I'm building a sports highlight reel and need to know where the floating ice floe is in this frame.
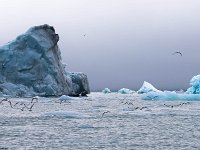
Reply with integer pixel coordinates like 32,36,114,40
102,88,111,94
43,111,88,118
186,75,200,94
59,95,73,100
138,81,162,94
142,91,200,101
139,79,200,101
58,95,74,103
118,88,135,94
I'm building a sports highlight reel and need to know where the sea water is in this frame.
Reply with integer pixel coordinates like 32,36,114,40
0,93,199,150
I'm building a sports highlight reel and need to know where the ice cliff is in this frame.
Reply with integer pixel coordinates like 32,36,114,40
0,24,90,97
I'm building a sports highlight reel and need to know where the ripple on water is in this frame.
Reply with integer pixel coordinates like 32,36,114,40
0,93,200,149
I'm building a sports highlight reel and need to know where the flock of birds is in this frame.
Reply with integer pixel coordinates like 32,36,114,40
100,95,191,118
0,96,38,111
0,82,191,119
163,102,191,108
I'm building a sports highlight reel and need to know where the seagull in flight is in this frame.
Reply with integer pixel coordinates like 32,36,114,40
102,111,111,117
172,51,182,56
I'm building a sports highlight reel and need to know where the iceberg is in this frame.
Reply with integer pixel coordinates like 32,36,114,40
186,75,200,94
118,88,134,94
138,81,162,94
102,88,111,94
139,78,200,101
0,24,90,97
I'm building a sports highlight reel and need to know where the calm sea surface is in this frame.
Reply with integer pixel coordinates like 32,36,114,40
0,93,200,150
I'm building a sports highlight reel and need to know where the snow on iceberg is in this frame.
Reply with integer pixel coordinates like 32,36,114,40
138,81,162,94
186,75,200,94
118,88,134,94
102,88,111,94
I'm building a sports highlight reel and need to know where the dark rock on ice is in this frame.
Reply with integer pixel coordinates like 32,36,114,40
0,24,90,97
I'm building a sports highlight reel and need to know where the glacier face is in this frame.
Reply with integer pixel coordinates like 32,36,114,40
0,24,90,97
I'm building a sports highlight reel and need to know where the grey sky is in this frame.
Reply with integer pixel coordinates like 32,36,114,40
0,0,200,91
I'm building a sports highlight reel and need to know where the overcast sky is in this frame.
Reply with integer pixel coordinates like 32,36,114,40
0,0,200,91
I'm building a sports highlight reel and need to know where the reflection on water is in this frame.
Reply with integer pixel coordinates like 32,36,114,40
0,93,200,149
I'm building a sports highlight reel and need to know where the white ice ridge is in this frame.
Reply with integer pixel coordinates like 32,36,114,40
137,81,162,94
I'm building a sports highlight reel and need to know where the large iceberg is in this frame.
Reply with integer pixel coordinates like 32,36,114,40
186,75,200,94
137,81,162,94
0,24,90,97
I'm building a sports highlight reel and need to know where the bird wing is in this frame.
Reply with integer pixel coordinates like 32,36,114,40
172,52,182,56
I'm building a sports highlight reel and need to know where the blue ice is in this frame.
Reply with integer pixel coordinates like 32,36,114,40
118,88,134,94
140,78,200,101
102,88,111,94
186,75,200,94
142,91,200,101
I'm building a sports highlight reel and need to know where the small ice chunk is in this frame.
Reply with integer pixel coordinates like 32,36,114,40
118,88,134,94
59,95,73,100
138,81,162,94
58,95,73,103
102,88,111,94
